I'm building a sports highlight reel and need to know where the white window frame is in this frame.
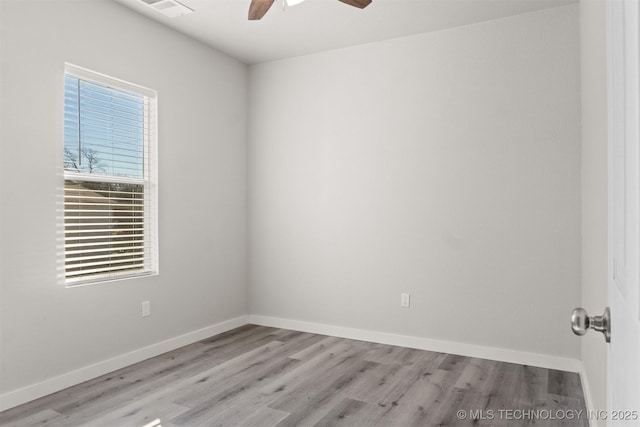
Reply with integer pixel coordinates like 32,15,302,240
62,63,158,286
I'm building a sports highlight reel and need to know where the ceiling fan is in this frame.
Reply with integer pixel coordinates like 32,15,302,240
248,0,372,20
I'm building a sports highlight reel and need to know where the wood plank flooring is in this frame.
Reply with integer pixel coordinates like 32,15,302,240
0,325,588,426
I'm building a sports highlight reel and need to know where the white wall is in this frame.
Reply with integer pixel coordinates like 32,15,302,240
0,0,587,411
249,5,582,358
580,0,608,414
0,0,247,397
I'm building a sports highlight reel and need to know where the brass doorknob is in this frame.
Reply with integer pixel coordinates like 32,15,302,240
571,307,611,343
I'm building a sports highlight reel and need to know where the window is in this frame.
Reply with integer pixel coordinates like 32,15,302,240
63,64,158,286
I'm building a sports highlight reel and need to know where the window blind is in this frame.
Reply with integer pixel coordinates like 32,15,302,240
64,76,148,178
63,64,157,285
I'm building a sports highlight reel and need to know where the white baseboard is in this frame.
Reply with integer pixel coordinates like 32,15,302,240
578,364,598,427
0,315,249,412
248,315,583,373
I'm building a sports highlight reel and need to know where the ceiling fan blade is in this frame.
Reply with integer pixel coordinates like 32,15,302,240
248,0,275,20
337,0,372,9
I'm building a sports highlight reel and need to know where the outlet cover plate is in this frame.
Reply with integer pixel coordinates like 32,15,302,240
400,293,410,308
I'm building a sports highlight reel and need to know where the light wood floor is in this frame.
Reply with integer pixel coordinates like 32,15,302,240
0,325,587,427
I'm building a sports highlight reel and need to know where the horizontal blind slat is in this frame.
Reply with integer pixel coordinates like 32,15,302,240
66,257,145,269
72,119,144,139
66,251,145,262
66,224,144,229
64,216,145,221
78,101,146,124
64,209,143,214
65,240,146,249
65,78,151,105
63,134,147,152
65,245,146,256
66,263,145,277
64,234,145,242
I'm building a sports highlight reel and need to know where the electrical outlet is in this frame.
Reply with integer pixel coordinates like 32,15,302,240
400,293,410,308
142,301,151,317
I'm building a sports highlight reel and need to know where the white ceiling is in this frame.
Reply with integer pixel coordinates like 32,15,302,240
114,0,577,64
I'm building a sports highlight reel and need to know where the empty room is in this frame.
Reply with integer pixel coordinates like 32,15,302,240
0,0,638,426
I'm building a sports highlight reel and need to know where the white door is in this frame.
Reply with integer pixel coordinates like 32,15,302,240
607,0,640,424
